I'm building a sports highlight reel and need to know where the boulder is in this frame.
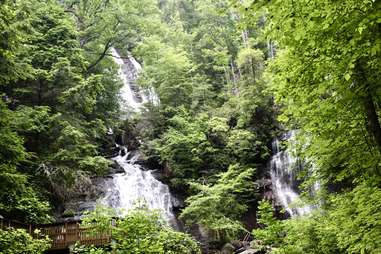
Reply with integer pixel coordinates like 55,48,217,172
221,243,235,254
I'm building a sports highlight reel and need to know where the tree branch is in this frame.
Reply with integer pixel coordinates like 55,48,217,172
86,39,113,73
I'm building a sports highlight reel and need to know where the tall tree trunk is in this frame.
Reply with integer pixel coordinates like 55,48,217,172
38,80,43,106
363,92,381,152
357,60,381,153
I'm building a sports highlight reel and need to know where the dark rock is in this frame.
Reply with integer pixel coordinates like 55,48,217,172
184,224,220,252
109,161,125,174
120,148,127,156
242,206,258,231
162,161,172,177
171,195,184,208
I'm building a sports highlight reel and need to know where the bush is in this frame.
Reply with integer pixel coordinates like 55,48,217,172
0,228,51,254
73,205,201,254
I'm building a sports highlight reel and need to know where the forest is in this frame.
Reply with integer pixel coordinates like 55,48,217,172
0,0,380,253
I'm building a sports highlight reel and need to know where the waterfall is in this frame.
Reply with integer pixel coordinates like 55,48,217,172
267,40,276,59
269,131,312,216
103,146,176,223
110,48,159,113
102,48,174,223
111,48,142,111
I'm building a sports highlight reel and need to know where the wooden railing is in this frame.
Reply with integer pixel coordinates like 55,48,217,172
0,218,111,250
39,222,111,250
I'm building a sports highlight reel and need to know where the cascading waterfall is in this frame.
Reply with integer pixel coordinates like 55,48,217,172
103,146,176,222
111,48,142,111
111,48,159,113
270,131,312,216
103,48,175,223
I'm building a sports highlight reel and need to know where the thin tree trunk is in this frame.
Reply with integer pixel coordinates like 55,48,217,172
250,58,256,82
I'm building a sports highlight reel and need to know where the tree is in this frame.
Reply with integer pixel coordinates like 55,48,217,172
73,205,201,254
252,200,284,248
0,100,51,223
136,37,195,109
180,164,255,241
62,0,159,70
233,1,381,253
237,47,264,82
0,0,122,211
0,0,40,86
186,0,240,93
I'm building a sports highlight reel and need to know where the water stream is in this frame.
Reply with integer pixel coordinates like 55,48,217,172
270,131,312,216
103,48,175,223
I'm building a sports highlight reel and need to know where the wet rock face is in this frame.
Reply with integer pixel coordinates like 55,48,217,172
58,176,115,221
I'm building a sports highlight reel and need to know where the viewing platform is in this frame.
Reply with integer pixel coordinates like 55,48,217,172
0,217,111,251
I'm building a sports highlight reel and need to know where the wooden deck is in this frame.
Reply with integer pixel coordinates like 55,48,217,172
39,222,111,250
0,218,111,250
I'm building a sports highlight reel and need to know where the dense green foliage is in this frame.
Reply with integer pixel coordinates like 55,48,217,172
253,180,381,254
0,228,51,254
0,0,158,220
180,165,255,240
0,0,121,217
252,200,284,248
257,0,380,184
1,0,380,253
73,206,201,254
132,0,275,239
0,98,51,223
234,0,381,253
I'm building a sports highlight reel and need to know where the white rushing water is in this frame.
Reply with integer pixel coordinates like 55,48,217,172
267,40,276,59
270,131,312,216
110,48,159,112
104,147,176,222
103,48,174,223
111,48,142,111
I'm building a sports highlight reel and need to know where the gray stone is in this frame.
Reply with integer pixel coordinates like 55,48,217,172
238,249,258,254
